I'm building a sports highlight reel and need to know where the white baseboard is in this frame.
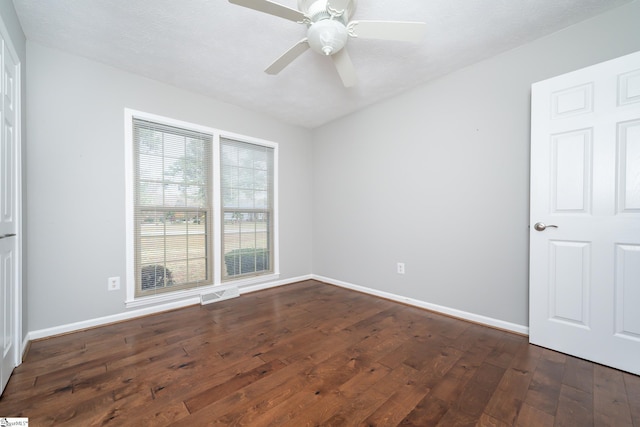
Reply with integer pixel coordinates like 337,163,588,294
21,335,30,362
24,273,526,350
239,274,312,294
312,274,529,336
27,297,200,342
26,274,312,343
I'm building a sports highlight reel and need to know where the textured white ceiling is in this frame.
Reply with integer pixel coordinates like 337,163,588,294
12,0,631,128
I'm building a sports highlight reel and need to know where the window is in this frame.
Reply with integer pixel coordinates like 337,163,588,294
221,138,275,280
132,118,213,297
125,110,279,306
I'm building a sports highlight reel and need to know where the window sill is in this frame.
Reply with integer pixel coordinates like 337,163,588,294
223,272,280,288
125,273,280,309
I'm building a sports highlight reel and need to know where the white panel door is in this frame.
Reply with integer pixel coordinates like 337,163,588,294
530,51,640,375
0,30,20,395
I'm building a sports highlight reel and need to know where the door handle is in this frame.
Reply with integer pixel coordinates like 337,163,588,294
534,222,558,232
0,233,16,240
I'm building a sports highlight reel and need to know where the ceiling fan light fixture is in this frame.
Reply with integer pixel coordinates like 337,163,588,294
307,19,348,56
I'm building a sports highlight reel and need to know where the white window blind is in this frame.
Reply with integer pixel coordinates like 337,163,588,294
133,118,213,297
220,138,274,280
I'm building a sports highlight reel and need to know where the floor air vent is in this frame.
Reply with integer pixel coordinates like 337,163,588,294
200,287,240,305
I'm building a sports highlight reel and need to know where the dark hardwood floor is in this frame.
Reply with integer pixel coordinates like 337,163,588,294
1,280,638,426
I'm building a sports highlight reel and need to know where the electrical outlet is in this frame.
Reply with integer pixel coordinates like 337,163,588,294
397,262,405,275
108,276,120,291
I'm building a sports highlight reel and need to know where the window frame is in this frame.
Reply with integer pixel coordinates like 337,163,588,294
220,138,276,282
125,109,279,307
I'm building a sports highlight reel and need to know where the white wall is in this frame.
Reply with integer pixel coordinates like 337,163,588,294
311,1,640,328
23,0,640,334
26,43,313,331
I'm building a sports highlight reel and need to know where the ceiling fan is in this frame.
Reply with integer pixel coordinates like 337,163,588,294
228,0,427,87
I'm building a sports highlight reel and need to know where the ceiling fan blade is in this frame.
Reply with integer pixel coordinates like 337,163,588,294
331,48,357,87
265,39,310,75
229,0,308,23
348,20,427,42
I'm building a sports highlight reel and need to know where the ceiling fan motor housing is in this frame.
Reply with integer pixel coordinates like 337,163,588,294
298,0,356,23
